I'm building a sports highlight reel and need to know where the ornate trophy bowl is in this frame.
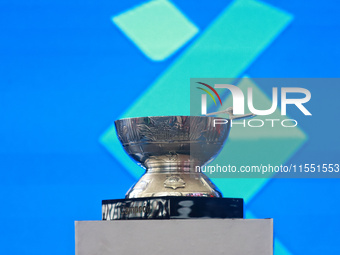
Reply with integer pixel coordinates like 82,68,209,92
115,116,231,198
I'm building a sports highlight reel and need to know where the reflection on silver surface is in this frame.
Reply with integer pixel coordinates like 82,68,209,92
115,116,231,198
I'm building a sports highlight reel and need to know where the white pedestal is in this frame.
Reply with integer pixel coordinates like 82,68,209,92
75,219,273,255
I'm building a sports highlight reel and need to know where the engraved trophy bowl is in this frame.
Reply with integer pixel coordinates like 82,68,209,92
115,116,231,199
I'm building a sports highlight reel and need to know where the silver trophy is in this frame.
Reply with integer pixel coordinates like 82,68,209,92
115,115,243,198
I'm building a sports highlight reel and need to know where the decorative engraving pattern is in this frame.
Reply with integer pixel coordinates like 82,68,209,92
115,116,230,145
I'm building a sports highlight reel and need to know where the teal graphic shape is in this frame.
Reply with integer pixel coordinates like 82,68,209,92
208,77,307,202
112,0,199,61
101,0,294,179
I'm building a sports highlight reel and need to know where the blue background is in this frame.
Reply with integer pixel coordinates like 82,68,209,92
1,0,339,254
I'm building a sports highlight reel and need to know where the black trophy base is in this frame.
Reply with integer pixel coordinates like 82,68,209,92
102,196,243,220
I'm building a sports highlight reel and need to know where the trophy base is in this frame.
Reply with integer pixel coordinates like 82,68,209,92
102,196,243,220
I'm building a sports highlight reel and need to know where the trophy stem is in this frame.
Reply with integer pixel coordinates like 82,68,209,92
125,154,222,199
